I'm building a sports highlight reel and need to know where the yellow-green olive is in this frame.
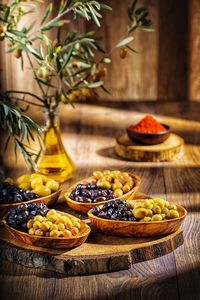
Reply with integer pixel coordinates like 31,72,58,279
154,198,165,209
122,183,131,194
50,230,60,237
147,208,153,217
140,216,152,222
112,182,123,190
28,228,35,235
35,229,44,236
168,209,179,219
144,199,154,209
151,214,162,221
114,188,123,198
99,180,111,189
168,203,177,210
153,205,161,214
40,222,50,232
133,208,148,219
162,207,169,215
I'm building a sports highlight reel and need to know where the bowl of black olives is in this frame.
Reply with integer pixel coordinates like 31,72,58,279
0,179,61,219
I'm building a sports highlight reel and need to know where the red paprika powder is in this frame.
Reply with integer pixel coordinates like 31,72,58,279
129,115,166,133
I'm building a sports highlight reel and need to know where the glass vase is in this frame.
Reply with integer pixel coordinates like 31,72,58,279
36,108,76,182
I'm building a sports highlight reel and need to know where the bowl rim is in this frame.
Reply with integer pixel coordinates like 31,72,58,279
0,186,62,208
87,202,187,225
65,173,141,207
3,209,91,240
127,123,170,136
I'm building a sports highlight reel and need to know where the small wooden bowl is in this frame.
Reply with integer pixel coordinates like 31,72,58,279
88,202,187,237
0,188,62,219
65,173,141,215
127,124,170,145
3,210,91,249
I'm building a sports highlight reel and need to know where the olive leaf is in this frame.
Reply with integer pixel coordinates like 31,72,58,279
115,36,134,48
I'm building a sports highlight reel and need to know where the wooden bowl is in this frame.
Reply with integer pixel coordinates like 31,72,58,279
0,188,62,219
65,173,141,215
3,210,91,249
88,202,187,237
127,124,170,145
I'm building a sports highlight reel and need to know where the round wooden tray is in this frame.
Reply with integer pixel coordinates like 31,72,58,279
115,133,184,162
0,194,185,276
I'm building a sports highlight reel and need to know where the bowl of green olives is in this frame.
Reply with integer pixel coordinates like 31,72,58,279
65,170,141,214
88,198,187,237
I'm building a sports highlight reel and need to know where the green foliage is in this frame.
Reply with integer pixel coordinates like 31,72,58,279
0,0,153,167
0,97,42,169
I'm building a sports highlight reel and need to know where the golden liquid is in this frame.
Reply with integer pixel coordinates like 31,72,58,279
36,120,76,182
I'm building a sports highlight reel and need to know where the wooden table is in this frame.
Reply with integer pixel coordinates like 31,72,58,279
0,101,200,300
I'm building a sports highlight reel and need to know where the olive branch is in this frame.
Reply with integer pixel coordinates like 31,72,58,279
0,0,153,168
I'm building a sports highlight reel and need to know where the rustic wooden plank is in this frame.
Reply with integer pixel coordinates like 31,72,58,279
157,0,189,101
85,0,158,101
155,102,200,300
0,254,180,300
189,0,200,102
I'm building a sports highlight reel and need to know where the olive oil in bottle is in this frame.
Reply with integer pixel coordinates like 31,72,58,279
36,109,76,182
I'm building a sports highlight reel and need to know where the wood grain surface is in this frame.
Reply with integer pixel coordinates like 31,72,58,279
0,101,200,299
115,133,184,162
1,0,200,102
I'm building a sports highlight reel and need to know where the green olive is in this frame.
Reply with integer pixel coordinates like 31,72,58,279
127,180,134,189
161,214,166,220
99,180,111,189
133,208,148,219
147,208,153,217
168,203,177,210
162,207,169,215
151,214,162,221
32,185,51,197
154,198,165,209
111,170,121,178
93,171,103,180
112,182,123,190
140,216,152,222
46,180,59,192
133,201,144,208
103,170,111,176
103,175,112,182
168,209,179,219
122,183,131,194
164,200,170,207
144,199,154,209
153,205,161,214
114,188,123,198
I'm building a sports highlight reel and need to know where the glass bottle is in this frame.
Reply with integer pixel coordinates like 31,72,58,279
36,108,76,182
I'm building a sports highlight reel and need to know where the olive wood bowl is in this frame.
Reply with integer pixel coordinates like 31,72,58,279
0,188,62,219
88,201,187,237
65,173,141,215
3,210,91,249
127,124,170,145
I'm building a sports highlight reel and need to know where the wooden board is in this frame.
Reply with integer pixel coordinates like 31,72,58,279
0,202,184,276
115,133,184,162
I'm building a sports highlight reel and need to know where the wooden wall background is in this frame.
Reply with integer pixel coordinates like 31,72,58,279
0,0,200,102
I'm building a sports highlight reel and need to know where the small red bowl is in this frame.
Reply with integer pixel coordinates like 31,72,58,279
127,124,170,145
